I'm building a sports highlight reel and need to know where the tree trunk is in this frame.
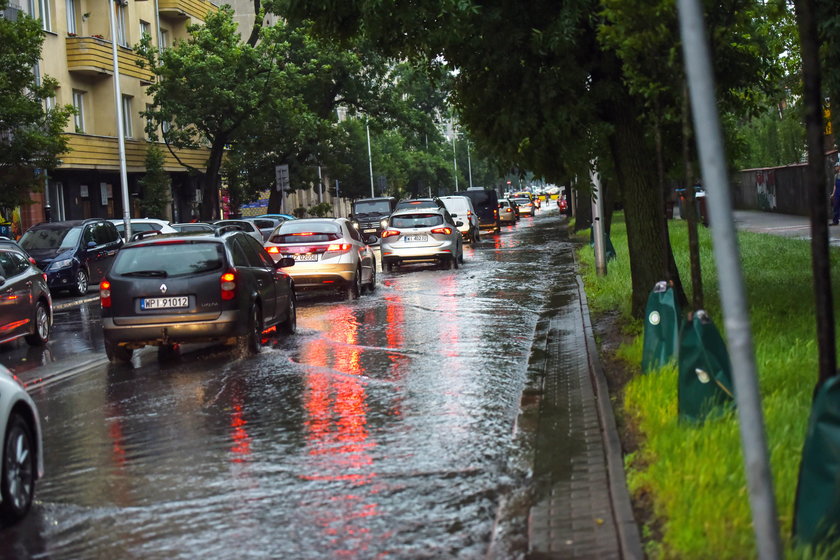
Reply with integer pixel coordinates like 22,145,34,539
609,90,685,318
202,139,227,220
794,0,836,388
683,84,704,312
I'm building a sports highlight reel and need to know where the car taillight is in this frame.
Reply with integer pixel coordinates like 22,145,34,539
505,208,512,213
494,209,499,218
99,279,111,308
381,230,400,238
266,246,280,254
326,243,352,253
467,210,473,216
431,227,452,235
220,269,237,300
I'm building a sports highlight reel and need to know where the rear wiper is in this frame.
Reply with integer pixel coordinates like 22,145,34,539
123,270,168,277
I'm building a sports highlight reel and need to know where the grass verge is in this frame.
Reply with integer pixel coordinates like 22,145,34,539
577,213,833,558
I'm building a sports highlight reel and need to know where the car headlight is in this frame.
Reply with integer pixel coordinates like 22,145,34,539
351,221,360,229
380,219,388,229
50,258,73,270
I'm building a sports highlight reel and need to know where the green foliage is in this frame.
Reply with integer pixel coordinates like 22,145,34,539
293,206,307,218
307,201,332,217
137,144,171,218
734,104,806,169
579,215,832,557
0,0,73,210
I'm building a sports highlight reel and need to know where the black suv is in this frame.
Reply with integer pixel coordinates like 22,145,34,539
99,230,297,362
19,219,123,295
350,197,397,239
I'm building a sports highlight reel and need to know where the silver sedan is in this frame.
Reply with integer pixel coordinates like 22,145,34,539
380,207,464,271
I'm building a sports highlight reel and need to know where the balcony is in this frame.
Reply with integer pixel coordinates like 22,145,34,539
66,36,154,83
158,0,218,20
60,134,210,172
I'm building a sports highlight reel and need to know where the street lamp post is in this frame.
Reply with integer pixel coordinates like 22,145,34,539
466,141,473,189
366,122,374,197
107,0,132,240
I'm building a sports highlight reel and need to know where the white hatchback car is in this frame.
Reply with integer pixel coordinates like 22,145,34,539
0,364,43,524
380,207,464,271
264,218,376,299
109,218,177,241
439,195,481,243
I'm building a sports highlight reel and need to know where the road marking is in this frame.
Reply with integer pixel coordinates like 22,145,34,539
54,295,99,310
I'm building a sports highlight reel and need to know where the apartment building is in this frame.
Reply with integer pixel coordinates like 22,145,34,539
21,0,218,230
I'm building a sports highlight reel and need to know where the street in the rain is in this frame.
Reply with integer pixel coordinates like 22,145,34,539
0,208,593,559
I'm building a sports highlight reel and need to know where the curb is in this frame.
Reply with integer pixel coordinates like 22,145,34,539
576,275,644,560
21,354,108,390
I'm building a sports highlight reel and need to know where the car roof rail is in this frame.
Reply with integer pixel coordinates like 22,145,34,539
129,230,164,242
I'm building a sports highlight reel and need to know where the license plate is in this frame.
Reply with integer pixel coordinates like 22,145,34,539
141,296,189,310
291,253,319,262
404,235,428,242
363,228,377,233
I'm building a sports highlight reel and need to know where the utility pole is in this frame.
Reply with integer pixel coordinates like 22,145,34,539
467,141,473,188
590,162,607,276
366,123,374,197
108,0,131,240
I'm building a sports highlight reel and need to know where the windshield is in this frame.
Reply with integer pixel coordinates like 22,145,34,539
20,226,82,252
391,213,444,228
112,242,224,277
354,200,393,214
271,221,342,244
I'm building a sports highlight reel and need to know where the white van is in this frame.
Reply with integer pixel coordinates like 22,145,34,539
439,195,481,243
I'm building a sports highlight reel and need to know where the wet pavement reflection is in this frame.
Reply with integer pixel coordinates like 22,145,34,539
0,208,574,559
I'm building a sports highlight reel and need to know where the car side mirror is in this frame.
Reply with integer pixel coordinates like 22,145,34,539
455,221,464,227
363,234,378,245
0,276,5,287
87,241,97,248
275,257,295,268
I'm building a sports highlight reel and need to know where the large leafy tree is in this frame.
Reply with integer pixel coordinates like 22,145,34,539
0,0,73,211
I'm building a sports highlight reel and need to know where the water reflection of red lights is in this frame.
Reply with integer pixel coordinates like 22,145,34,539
230,399,251,462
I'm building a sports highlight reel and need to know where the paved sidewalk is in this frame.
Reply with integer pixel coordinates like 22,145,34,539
525,234,643,559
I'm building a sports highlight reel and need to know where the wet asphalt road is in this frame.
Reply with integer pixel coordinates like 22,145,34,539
0,207,573,559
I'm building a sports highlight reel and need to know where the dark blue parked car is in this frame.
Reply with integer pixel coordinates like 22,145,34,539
19,219,123,295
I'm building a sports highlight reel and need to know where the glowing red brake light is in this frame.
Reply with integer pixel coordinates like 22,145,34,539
220,269,237,300
431,227,452,235
381,230,400,238
266,246,280,254
99,279,112,308
326,243,352,252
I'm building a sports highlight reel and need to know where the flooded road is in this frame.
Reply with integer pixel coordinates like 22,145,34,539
0,210,575,559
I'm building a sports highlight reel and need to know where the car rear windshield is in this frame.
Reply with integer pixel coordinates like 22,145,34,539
442,199,469,212
271,222,342,244
354,200,393,214
391,213,444,228
20,226,81,251
112,242,224,277
458,190,494,206
515,198,531,204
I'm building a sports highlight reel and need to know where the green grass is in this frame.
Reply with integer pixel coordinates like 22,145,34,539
577,214,833,558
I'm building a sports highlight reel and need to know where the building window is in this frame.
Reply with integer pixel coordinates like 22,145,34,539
139,19,150,40
159,28,168,49
45,95,56,113
65,0,75,34
116,2,127,47
38,0,51,31
72,90,85,132
122,95,132,138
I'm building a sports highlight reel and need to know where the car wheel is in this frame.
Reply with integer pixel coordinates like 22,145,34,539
474,228,480,242
0,414,36,524
105,340,133,363
72,269,88,296
366,258,377,292
346,267,361,300
157,344,180,362
279,291,297,335
24,301,50,346
452,254,459,269
237,304,261,355
459,248,465,264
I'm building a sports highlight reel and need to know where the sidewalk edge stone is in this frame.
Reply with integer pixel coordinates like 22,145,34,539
576,274,645,560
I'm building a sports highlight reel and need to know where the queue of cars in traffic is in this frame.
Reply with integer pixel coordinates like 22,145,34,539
0,189,549,526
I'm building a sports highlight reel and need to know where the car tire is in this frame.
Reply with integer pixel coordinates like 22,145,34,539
279,291,297,335
72,268,88,296
157,344,180,362
459,248,465,264
366,258,377,293
474,228,480,243
346,267,361,300
24,301,50,346
0,414,36,524
105,340,133,363
237,304,261,356
385,260,396,272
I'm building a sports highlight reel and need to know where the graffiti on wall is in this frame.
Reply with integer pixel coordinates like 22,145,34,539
756,170,777,211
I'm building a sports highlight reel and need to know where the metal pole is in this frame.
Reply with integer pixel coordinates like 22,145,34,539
366,123,374,197
108,0,131,240
590,161,607,276
317,165,323,204
677,1,781,557
467,141,473,189
452,134,458,191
